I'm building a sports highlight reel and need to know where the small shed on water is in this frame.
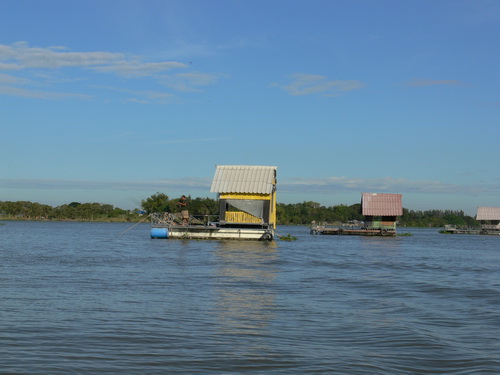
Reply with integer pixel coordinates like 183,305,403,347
361,193,403,230
210,165,277,229
476,207,500,233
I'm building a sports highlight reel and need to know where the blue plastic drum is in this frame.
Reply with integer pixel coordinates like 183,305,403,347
150,227,168,239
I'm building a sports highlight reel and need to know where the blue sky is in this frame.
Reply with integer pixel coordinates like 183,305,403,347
1,0,499,214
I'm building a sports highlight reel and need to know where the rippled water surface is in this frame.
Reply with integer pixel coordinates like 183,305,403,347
1,221,499,374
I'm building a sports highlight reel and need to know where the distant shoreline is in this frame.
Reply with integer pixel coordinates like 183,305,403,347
0,216,144,223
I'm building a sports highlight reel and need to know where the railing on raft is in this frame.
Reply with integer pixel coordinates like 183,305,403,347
150,212,220,227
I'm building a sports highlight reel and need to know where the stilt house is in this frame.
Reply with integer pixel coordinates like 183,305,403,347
361,193,403,230
476,207,500,233
210,165,277,229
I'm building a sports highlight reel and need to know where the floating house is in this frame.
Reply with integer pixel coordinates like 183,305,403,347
311,192,403,236
361,192,403,234
151,165,277,240
211,165,277,232
476,207,500,235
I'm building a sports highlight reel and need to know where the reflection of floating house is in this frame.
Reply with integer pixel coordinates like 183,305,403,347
151,165,277,240
311,192,402,236
476,207,500,235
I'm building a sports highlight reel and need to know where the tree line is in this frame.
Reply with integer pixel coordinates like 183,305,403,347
0,193,480,228
0,201,137,221
276,201,479,228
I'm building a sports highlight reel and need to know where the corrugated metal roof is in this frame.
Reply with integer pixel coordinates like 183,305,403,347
476,207,500,221
361,193,403,216
210,165,277,194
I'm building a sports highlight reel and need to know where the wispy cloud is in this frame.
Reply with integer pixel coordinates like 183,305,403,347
93,61,187,77
0,85,90,100
160,72,221,92
0,42,124,69
0,73,32,85
95,85,175,104
0,177,212,191
406,79,463,87
276,73,364,96
280,176,500,196
152,136,233,145
2,175,499,197
0,41,220,100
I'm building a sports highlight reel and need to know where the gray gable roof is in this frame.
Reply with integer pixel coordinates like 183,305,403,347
476,207,500,221
210,165,277,194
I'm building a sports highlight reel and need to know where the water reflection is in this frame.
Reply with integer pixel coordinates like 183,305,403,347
213,241,278,336
359,235,404,254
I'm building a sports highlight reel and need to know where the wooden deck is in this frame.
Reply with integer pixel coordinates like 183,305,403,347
151,223,274,240
440,227,500,235
310,225,396,237
167,225,274,240
150,212,275,240
440,228,480,235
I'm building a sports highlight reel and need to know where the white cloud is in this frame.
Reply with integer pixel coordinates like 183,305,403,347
95,85,175,104
0,73,31,85
0,42,218,100
0,42,186,75
0,63,21,70
406,79,463,87
152,136,232,144
278,73,364,96
159,72,220,92
280,176,500,196
125,98,150,104
2,175,499,197
93,61,187,77
0,85,90,100
0,177,212,191
0,41,124,69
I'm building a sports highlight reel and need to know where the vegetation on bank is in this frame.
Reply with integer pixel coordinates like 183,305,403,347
0,193,480,228
276,201,479,228
0,201,140,222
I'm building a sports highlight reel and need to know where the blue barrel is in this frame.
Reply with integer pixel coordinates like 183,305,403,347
151,227,168,239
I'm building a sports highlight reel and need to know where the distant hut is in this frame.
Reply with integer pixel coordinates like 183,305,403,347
210,165,277,230
476,207,500,234
361,193,403,234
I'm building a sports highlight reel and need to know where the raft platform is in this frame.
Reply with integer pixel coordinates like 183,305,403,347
310,222,397,237
440,225,499,235
150,213,274,241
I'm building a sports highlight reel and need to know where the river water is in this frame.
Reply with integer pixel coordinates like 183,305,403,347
1,221,499,374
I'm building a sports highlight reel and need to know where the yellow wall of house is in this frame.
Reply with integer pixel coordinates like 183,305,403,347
271,191,276,227
220,193,270,200
220,191,277,228
225,211,263,224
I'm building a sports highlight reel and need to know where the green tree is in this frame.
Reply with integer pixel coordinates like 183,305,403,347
189,197,219,215
141,193,170,214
